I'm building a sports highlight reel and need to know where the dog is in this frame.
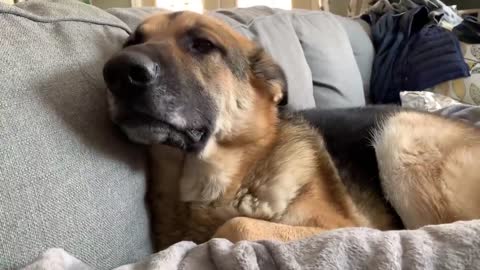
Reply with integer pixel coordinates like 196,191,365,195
102,11,480,249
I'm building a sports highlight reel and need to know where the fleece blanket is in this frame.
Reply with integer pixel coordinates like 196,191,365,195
21,220,480,270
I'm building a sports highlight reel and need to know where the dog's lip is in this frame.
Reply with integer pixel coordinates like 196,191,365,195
118,111,206,143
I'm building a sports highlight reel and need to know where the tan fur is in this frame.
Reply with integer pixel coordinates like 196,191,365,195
136,12,480,249
149,113,370,248
373,111,480,229
148,145,186,248
214,217,326,242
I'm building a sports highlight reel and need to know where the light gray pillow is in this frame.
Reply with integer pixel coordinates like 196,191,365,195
0,1,152,269
210,7,370,109
107,7,164,31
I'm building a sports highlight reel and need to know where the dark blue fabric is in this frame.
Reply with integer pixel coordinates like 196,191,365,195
402,26,469,91
453,15,480,44
368,6,469,104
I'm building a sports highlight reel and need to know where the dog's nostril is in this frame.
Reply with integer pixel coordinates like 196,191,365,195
128,63,158,85
103,51,160,99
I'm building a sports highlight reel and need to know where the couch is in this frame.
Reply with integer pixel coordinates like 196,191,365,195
0,0,380,269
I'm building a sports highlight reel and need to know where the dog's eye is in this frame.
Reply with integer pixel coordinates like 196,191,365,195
190,38,215,54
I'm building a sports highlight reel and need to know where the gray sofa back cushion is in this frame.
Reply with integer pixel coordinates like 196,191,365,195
0,1,152,269
209,7,373,109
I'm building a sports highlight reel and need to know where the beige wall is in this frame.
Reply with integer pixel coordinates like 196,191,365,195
90,0,327,11
205,0,321,10
4,0,350,15
140,0,156,6
204,0,236,9
328,0,349,16
92,0,131,9
292,0,319,10
203,0,218,10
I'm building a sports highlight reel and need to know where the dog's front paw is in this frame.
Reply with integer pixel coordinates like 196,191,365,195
234,191,278,219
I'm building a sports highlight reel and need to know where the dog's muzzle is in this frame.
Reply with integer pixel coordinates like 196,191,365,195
103,50,159,99
102,46,214,152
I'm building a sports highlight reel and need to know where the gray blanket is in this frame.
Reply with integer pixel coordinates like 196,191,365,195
22,220,480,269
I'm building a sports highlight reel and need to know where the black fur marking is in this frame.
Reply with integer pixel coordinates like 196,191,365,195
104,42,218,153
184,26,248,79
298,106,404,228
185,27,230,57
223,48,249,80
250,47,288,106
124,27,145,47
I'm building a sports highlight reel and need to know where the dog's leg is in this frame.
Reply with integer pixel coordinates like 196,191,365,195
149,145,188,248
232,154,314,220
214,217,325,242
373,111,480,229
234,187,289,220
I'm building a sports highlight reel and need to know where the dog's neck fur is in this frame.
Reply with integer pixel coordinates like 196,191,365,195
179,107,278,203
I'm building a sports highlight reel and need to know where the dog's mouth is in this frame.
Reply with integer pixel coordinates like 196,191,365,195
115,110,208,152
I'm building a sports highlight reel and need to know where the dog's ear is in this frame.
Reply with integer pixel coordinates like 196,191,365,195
249,47,288,106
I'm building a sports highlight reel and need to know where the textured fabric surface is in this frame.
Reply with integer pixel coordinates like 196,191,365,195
210,7,369,109
0,1,152,269
366,5,469,104
400,91,480,126
337,17,375,103
21,220,480,270
107,7,166,31
428,43,480,106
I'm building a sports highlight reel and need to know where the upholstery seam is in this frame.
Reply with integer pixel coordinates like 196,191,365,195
0,10,132,34
226,10,329,30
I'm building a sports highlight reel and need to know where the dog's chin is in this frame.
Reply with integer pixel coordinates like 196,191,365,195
117,117,208,152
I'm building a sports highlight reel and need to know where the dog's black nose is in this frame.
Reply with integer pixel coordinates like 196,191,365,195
103,51,159,98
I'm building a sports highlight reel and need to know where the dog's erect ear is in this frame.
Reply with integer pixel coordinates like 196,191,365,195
249,47,288,106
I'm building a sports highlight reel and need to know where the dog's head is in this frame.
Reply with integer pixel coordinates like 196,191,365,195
103,11,287,153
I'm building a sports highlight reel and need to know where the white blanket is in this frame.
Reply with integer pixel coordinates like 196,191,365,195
400,91,480,127
21,220,480,270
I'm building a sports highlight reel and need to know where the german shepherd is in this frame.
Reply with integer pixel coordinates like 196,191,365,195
103,11,480,249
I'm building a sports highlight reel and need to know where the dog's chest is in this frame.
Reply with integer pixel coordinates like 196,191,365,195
162,196,239,245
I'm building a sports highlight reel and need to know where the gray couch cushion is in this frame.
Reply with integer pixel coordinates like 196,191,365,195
0,1,152,269
210,7,372,109
336,17,375,103
107,7,166,31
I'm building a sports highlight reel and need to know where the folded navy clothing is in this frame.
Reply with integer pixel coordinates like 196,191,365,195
367,6,469,104
401,25,469,91
453,15,480,44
